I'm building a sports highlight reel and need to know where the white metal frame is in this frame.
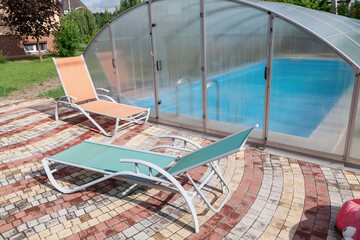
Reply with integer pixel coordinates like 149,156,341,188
53,56,150,137
42,126,256,233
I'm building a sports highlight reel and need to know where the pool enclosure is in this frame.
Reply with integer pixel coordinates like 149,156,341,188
83,0,360,167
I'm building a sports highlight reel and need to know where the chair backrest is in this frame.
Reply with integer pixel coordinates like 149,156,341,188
167,125,258,176
53,56,97,103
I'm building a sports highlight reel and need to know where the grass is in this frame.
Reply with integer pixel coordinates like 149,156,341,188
37,86,65,99
0,55,57,97
0,51,84,98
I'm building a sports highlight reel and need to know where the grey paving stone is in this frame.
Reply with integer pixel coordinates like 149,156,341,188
133,223,145,232
224,232,238,240
2,229,18,239
75,209,85,217
16,223,27,233
9,232,25,240
252,220,267,231
31,200,40,206
132,231,148,240
242,227,263,240
45,218,60,228
47,195,58,202
143,227,155,237
147,213,162,223
232,224,250,236
27,219,39,228
4,204,15,211
38,215,51,224
50,212,60,218
139,219,152,228
150,222,163,232
84,205,98,213
58,216,67,223
34,223,46,233
23,228,35,238
122,226,138,238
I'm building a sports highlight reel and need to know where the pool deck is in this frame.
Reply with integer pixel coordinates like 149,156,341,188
1,97,359,240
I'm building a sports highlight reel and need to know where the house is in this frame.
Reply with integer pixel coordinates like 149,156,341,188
61,0,88,14
0,0,87,59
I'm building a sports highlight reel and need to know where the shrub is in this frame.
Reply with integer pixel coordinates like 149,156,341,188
337,1,360,20
349,1,360,19
54,19,80,57
0,50,6,64
337,2,351,17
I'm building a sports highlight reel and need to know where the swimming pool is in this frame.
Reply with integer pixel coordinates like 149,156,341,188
140,58,354,138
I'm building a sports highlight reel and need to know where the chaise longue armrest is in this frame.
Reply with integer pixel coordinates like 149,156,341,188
58,95,77,103
149,135,201,152
95,88,117,103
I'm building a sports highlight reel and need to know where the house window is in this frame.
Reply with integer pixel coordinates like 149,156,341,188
24,43,48,53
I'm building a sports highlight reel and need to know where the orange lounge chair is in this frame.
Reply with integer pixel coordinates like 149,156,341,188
53,56,150,136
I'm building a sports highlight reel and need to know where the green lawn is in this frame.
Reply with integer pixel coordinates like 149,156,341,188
0,55,58,97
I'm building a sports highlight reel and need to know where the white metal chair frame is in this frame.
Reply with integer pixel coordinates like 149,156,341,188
42,125,258,233
55,92,150,137
42,135,237,233
54,56,150,137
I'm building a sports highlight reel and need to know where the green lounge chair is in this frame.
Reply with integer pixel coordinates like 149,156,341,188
42,125,258,233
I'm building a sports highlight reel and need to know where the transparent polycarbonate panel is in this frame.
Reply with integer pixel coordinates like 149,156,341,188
259,1,359,38
269,18,355,155
84,26,113,96
254,0,360,68
111,4,154,110
326,34,360,70
205,0,268,138
151,0,202,127
350,91,360,160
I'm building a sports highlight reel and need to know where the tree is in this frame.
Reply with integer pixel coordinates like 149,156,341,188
0,0,61,62
65,9,96,45
266,0,331,12
118,0,142,13
93,1,142,30
94,9,113,29
54,18,81,57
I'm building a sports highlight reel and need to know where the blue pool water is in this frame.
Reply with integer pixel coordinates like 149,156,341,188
141,58,354,138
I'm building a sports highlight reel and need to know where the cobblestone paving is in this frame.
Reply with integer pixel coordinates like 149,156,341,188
0,98,358,239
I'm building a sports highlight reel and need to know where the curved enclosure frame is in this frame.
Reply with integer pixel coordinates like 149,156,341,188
84,0,360,167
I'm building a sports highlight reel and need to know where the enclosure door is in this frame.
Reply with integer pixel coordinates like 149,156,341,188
204,0,269,139
151,0,203,129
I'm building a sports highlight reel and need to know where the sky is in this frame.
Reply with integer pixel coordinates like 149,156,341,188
81,0,119,13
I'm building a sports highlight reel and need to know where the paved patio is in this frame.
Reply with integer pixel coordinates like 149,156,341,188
0,97,359,240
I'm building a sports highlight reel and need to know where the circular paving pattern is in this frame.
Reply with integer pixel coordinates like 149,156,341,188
0,98,359,240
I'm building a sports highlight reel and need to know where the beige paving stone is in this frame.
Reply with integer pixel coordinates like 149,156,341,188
169,233,184,240
78,222,90,231
28,234,41,240
89,209,102,218
39,229,51,239
159,228,173,238
57,228,73,239
45,234,61,240
258,231,277,240
71,226,81,234
97,213,112,222
176,228,192,238
50,224,65,234
166,223,182,233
